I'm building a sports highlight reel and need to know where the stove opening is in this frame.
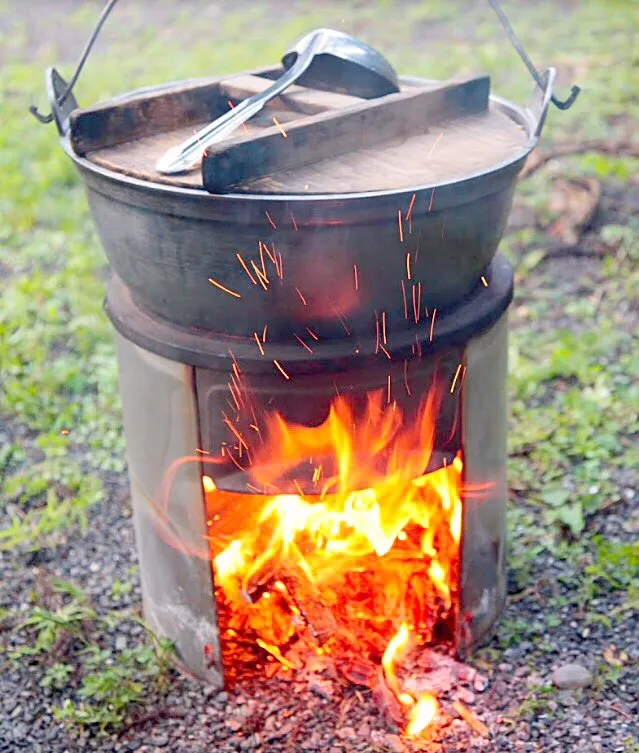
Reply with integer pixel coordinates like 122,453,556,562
200,362,465,735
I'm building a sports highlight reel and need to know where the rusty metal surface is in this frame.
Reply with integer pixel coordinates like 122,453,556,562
115,333,224,686
457,313,509,655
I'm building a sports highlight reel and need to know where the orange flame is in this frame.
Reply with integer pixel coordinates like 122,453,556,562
205,381,462,736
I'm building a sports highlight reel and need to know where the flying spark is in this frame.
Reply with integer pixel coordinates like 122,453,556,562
262,241,276,264
401,280,408,319
428,188,436,212
208,277,241,299
406,192,416,220
228,382,241,410
403,359,411,396
272,117,288,138
290,212,298,231
259,241,267,276
406,253,411,280
427,131,444,159
382,310,388,345
398,209,404,243
353,264,359,291
227,100,249,132
294,334,313,354
262,324,268,343
387,374,392,404
334,309,351,335
306,327,319,341
273,359,290,380
251,261,269,290
295,288,307,306
254,332,265,355
265,210,277,229
429,308,437,342
481,275,488,287
236,252,257,285
223,415,249,450
450,363,463,394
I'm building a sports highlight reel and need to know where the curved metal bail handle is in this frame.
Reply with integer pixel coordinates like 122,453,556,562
29,0,120,133
528,67,556,140
487,0,580,113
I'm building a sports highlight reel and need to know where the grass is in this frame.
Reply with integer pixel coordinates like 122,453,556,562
5,577,174,732
1,0,638,737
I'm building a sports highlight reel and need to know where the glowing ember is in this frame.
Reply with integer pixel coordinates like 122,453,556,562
204,381,462,735
406,693,439,736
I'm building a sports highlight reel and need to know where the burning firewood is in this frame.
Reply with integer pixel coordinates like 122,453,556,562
372,666,406,727
276,562,337,645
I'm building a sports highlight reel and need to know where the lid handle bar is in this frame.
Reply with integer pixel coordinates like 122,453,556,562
487,0,580,111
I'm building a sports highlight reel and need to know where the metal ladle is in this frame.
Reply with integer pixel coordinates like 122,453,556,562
154,28,400,175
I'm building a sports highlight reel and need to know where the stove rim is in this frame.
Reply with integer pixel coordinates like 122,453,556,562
105,255,513,374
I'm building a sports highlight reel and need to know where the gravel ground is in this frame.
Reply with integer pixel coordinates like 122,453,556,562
1,478,637,753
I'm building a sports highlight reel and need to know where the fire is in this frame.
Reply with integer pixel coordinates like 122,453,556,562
205,381,462,736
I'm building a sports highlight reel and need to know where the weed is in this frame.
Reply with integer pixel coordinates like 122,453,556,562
512,685,556,719
9,579,174,733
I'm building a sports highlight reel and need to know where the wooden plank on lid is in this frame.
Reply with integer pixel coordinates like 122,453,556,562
201,75,490,193
70,67,364,157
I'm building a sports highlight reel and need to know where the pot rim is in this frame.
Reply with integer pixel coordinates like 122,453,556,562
63,75,537,210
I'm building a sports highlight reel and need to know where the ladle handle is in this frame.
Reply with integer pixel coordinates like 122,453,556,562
155,34,324,175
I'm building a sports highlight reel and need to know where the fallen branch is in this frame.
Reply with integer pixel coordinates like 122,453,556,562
520,140,639,179
452,700,490,738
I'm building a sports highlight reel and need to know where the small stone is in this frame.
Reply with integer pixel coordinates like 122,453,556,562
456,686,475,704
89,562,100,573
149,734,168,747
216,691,229,705
309,677,334,699
115,635,127,651
370,730,386,746
12,722,28,741
473,673,489,692
336,726,356,740
356,721,371,739
552,663,593,689
225,718,242,731
385,733,407,753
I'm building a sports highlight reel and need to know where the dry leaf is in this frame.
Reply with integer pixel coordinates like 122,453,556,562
603,645,627,667
547,177,601,246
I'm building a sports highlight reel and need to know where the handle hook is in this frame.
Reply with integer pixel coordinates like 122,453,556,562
487,0,580,112
29,0,120,128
